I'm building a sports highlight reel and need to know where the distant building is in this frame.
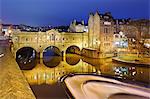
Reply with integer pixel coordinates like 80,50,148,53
119,19,150,53
1,24,14,37
69,20,88,33
54,26,69,32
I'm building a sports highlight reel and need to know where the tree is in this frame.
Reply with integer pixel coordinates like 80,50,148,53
129,19,150,57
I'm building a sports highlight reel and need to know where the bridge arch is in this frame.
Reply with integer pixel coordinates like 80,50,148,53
66,45,81,55
43,46,62,68
15,45,38,56
16,47,37,70
43,46,62,57
66,54,81,65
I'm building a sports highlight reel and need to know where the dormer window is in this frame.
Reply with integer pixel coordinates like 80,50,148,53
104,16,109,19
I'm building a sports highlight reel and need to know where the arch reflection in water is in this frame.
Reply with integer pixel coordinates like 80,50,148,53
23,57,96,85
22,52,150,86
43,46,62,68
16,47,37,70
66,54,80,65
43,56,62,68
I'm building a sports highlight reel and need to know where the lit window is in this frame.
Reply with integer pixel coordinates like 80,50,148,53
52,34,55,40
104,28,109,33
115,35,119,38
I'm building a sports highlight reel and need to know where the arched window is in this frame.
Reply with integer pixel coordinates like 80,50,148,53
52,34,55,40
115,35,119,38
104,28,109,33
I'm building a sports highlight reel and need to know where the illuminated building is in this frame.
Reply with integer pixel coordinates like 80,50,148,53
88,12,114,57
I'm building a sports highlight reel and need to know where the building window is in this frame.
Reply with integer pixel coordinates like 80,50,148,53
115,35,119,38
104,37,108,41
15,37,18,42
52,34,55,40
104,43,110,46
49,36,51,41
104,28,106,33
104,28,109,33
106,37,108,41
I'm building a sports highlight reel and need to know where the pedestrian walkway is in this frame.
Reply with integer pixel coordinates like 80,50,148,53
0,42,35,99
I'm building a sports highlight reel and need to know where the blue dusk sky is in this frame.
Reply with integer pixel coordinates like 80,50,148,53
0,0,149,26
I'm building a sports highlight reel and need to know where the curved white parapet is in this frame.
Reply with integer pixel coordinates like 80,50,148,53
64,75,150,99
82,81,149,99
0,53,4,58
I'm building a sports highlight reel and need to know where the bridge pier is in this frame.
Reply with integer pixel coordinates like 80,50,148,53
62,51,66,62
40,52,43,59
36,52,43,59
40,58,43,64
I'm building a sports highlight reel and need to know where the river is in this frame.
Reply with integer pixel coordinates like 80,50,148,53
16,54,150,98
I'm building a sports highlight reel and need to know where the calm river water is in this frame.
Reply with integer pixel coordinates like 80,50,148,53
17,54,150,99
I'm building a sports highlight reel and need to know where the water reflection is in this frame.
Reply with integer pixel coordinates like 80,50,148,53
99,62,149,84
23,54,96,85
43,56,62,68
66,54,80,65
18,54,150,86
113,66,136,77
82,57,101,66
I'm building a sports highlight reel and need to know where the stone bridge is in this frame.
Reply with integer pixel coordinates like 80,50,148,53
11,29,89,58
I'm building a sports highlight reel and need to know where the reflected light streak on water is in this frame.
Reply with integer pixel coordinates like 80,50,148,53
16,53,150,98
17,54,150,86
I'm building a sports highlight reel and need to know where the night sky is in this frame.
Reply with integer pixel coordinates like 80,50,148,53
0,0,149,26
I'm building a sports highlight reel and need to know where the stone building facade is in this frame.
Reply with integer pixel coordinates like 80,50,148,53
88,12,114,57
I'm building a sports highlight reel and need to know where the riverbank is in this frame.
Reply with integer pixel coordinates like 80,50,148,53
0,41,35,99
112,54,150,66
